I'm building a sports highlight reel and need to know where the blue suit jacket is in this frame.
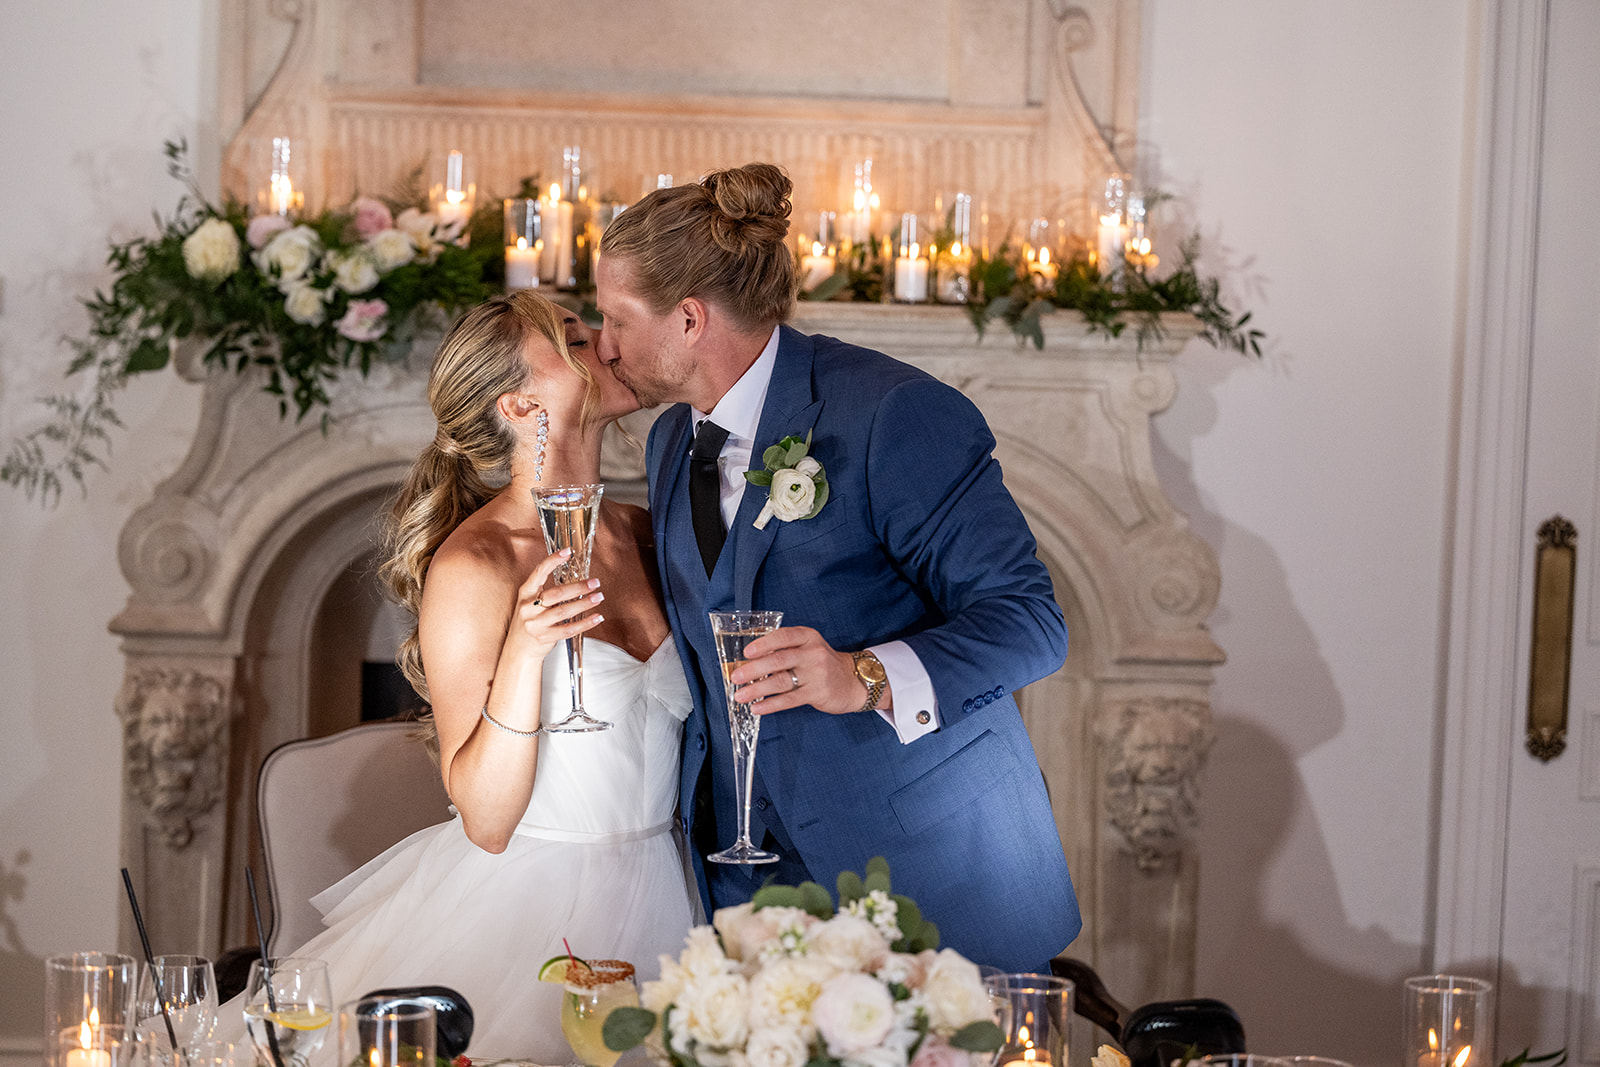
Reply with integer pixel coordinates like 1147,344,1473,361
647,324,1081,970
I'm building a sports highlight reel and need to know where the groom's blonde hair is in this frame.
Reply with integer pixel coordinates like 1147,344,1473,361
600,162,798,331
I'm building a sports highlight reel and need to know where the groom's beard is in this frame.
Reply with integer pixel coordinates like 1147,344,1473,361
608,340,694,409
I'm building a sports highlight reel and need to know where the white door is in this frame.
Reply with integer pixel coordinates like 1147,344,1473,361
1497,0,1600,1054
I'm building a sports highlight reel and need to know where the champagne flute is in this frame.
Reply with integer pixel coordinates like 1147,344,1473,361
241,958,332,1067
706,610,783,864
135,955,218,1056
532,483,609,732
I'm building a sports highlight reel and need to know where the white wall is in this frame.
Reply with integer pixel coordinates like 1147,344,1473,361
1143,1,1474,1060
0,0,208,1045
0,1,1482,1062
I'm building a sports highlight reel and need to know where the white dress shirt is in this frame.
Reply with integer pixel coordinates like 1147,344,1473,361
689,327,941,743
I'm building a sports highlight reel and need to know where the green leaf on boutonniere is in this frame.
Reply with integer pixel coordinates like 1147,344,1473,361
762,443,788,468
783,438,809,466
803,475,829,519
744,470,773,487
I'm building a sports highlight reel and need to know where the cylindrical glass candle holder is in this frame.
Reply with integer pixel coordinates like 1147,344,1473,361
1025,216,1057,289
339,997,436,1067
45,953,139,1067
1402,975,1493,1067
503,198,543,290
256,136,304,217
1096,173,1128,281
934,191,974,303
893,213,929,303
841,157,881,252
984,972,1073,1067
430,149,476,244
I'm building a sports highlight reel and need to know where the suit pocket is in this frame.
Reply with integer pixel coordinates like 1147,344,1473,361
769,496,850,551
887,730,1018,837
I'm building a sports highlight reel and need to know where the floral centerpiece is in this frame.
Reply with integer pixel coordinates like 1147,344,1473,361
602,859,1003,1067
1,140,499,503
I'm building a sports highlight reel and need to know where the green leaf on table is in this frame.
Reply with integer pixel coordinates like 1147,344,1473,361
752,884,803,910
949,1021,1003,1053
837,870,866,906
798,880,834,918
603,1006,657,1051
801,271,851,302
864,856,891,894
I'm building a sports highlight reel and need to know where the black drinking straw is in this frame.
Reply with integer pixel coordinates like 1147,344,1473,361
119,867,180,1052
245,867,287,1067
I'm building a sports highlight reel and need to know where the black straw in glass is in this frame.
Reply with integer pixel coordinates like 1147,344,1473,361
245,867,287,1067
119,867,179,1052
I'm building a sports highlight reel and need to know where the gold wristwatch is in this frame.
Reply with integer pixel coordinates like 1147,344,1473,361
851,650,888,713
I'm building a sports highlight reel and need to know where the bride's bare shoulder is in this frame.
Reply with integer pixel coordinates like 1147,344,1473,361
428,502,541,591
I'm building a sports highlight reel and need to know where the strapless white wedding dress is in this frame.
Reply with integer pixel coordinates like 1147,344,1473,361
261,640,698,1063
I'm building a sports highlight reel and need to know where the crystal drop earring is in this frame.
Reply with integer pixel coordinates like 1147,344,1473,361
534,410,549,481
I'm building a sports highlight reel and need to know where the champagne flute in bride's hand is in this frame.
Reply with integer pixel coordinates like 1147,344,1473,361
533,484,610,732
707,610,784,865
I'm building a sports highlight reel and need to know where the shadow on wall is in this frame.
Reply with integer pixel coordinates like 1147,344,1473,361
1149,347,1422,1065
0,849,44,1037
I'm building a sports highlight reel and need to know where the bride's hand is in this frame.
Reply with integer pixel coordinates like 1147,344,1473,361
510,548,606,658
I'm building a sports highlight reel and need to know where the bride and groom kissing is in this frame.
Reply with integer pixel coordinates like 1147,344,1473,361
270,162,1080,1062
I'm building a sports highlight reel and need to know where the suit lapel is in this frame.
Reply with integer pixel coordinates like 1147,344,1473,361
732,326,825,608
651,407,695,636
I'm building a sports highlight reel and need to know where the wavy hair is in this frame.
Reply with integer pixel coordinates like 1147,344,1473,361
379,290,599,711
598,161,798,330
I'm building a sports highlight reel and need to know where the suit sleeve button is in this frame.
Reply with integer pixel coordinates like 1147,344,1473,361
961,699,973,713
695,734,706,750
916,710,931,725
755,797,770,811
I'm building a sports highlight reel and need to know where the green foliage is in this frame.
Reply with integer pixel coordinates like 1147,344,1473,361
3,139,500,505
1500,1050,1567,1067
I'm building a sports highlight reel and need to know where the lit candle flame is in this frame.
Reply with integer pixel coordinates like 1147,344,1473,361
1429,1029,1439,1051
549,183,562,202
369,1047,383,1067
1453,1048,1472,1067
1039,247,1051,268
78,1021,92,1049
445,188,466,206
909,242,920,260
516,237,529,250
812,241,824,257
952,241,963,257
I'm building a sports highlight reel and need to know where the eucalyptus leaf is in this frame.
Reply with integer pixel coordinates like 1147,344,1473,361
602,1006,658,1051
784,439,809,466
803,477,829,519
949,1021,1003,1053
752,884,803,910
798,880,835,918
836,870,866,905
744,470,774,487
801,271,851,302
865,855,891,888
762,444,788,469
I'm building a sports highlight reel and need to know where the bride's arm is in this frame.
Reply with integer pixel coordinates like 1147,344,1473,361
420,545,604,853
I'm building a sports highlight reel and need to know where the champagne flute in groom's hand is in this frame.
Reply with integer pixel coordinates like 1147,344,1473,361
533,484,610,732
706,610,783,865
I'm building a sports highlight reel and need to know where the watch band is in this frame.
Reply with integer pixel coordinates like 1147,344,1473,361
852,650,887,714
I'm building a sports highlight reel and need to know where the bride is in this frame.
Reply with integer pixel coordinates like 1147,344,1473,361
253,291,697,1062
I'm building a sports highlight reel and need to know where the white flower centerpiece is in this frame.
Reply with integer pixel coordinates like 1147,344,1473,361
603,859,1002,1067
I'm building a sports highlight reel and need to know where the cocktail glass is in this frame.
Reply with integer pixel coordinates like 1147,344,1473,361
559,960,637,1067
706,610,783,865
532,484,609,732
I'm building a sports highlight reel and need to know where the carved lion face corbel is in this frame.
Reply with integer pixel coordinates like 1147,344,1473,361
115,668,230,848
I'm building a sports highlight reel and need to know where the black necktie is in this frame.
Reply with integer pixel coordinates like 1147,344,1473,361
690,419,730,577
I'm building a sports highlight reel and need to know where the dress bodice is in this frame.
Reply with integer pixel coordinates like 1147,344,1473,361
513,639,691,841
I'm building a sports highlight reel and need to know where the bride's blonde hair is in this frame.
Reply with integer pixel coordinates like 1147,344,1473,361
380,290,599,706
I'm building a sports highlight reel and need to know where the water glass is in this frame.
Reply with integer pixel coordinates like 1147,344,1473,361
45,953,139,1067
135,955,217,1054
338,997,436,1067
242,958,333,1067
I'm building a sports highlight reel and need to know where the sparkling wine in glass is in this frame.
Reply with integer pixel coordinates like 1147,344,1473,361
706,610,783,865
242,958,332,1067
532,483,609,732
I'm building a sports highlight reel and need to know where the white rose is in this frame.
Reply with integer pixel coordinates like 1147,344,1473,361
812,972,896,1056
642,955,688,1012
743,1027,811,1067
680,924,734,979
768,468,818,522
808,915,890,974
845,1045,909,1067
254,224,322,285
328,248,380,294
748,957,834,1032
794,456,822,477
918,950,992,1033
715,903,815,963
181,217,241,281
679,972,750,1050
395,208,442,261
366,227,416,272
282,282,329,326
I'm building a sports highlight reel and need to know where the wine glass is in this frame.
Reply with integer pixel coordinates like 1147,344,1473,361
706,610,784,864
135,955,217,1057
241,958,332,1067
532,484,610,732
558,959,637,1067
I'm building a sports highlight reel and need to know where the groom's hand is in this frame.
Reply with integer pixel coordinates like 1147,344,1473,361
730,626,887,715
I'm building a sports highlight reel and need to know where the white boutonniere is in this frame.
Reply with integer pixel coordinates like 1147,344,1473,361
745,429,829,530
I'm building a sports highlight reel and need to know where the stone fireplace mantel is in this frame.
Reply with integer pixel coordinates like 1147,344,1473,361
111,305,1222,1007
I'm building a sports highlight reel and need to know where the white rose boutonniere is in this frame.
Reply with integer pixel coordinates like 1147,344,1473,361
746,430,829,530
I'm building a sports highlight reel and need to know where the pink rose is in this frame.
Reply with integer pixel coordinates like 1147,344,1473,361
246,213,292,250
351,196,394,239
910,1037,973,1067
336,298,388,342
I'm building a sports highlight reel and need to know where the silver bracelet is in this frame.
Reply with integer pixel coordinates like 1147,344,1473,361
480,705,541,738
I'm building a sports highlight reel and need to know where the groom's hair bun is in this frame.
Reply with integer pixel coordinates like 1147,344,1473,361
599,161,797,331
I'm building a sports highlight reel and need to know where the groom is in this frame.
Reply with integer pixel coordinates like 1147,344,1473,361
595,163,1080,970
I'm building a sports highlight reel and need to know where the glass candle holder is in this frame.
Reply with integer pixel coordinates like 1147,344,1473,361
934,191,974,303
429,149,476,244
1096,174,1128,281
842,158,881,252
257,136,304,218
503,198,543,290
45,953,139,1067
893,213,929,303
984,973,1073,1067
339,997,436,1067
1403,975,1493,1067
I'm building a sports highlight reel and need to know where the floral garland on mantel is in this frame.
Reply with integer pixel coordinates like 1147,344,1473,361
1,142,1261,505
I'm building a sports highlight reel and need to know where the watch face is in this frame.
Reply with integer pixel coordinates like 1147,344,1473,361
855,654,888,685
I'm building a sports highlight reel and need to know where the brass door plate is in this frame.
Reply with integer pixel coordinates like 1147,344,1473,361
1527,515,1576,761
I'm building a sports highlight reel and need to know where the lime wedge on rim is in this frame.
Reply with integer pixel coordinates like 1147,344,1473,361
537,954,590,983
